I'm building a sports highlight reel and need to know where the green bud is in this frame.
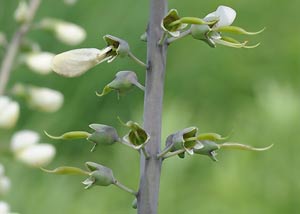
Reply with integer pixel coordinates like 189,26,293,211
193,140,220,161
42,166,89,175
83,162,116,189
87,124,119,151
103,35,130,61
191,24,211,40
45,131,91,140
216,26,265,35
96,71,144,97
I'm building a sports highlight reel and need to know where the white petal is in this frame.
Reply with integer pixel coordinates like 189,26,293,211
51,48,110,77
11,130,40,153
28,87,64,112
205,5,236,27
25,52,55,75
0,201,10,214
55,22,86,46
0,96,20,129
0,176,11,195
17,144,56,167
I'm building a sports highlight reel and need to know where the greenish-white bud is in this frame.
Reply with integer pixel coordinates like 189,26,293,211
194,140,220,161
14,0,29,24
25,52,55,75
11,130,40,154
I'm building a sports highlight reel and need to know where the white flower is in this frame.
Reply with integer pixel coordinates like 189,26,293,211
0,96,20,129
16,144,56,167
55,21,86,46
28,87,64,112
11,130,40,153
204,5,236,28
25,52,55,75
51,47,112,77
0,176,11,196
0,201,10,214
14,0,29,23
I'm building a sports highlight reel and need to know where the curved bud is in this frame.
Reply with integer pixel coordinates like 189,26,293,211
83,162,116,188
25,52,55,75
11,130,40,154
0,201,10,214
0,176,11,196
96,71,144,97
27,86,64,112
103,35,130,61
42,166,89,175
87,124,119,151
14,0,29,23
219,142,273,151
45,131,91,140
120,120,149,150
51,47,112,77
194,140,220,161
0,96,20,129
16,144,56,167
217,26,265,35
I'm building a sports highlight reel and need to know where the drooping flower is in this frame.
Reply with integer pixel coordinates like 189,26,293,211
25,52,55,75
51,47,112,77
191,5,262,48
0,96,20,129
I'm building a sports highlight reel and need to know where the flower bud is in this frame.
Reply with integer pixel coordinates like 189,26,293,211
121,120,149,150
0,176,11,196
0,96,20,129
11,130,40,153
96,71,144,97
51,47,112,77
103,35,130,61
193,140,220,161
16,144,56,167
14,0,29,23
83,162,116,189
0,201,10,214
27,86,64,112
40,18,86,46
87,124,119,151
25,52,55,75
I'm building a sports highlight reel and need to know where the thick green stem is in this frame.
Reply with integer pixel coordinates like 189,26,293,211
137,0,168,213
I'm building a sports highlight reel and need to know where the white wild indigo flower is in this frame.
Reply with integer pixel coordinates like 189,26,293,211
25,52,55,75
51,47,113,77
0,176,11,196
0,201,10,214
11,130,56,167
0,96,20,129
191,5,262,48
17,144,56,167
28,87,64,112
11,130,40,153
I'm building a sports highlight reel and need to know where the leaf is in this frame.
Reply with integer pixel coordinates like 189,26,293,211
41,166,89,175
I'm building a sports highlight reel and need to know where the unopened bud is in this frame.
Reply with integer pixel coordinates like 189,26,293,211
14,0,29,23
96,71,144,97
193,140,220,161
25,52,55,75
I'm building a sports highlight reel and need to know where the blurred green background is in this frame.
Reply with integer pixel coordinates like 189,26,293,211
1,0,300,213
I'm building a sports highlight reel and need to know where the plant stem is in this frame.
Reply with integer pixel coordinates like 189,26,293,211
128,51,147,68
114,180,137,196
137,0,168,213
162,149,186,160
167,29,191,44
0,0,41,95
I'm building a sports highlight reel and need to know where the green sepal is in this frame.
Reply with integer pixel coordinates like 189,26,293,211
193,140,220,161
44,130,91,140
162,9,181,32
219,142,273,151
83,162,116,188
96,71,144,97
103,35,130,59
87,124,119,151
41,166,89,175
216,26,265,35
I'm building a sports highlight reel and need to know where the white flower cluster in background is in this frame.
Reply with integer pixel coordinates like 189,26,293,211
0,96,20,129
11,130,56,167
0,201,10,214
0,164,11,196
25,52,55,75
